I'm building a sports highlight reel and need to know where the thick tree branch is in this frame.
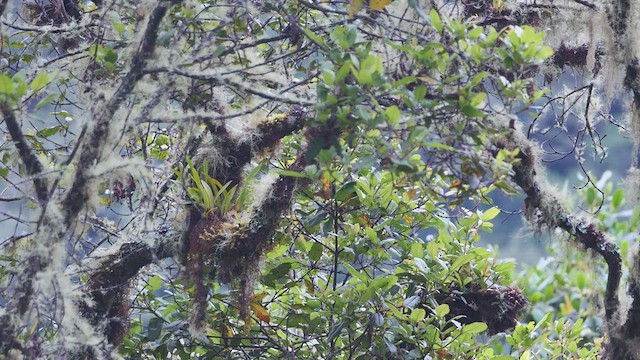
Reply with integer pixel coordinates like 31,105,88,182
493,125,621,323
198,106,308,185
62,0,179,225
80,238,175,348
0,0,8,19
0,106,49,354
492,121,625,357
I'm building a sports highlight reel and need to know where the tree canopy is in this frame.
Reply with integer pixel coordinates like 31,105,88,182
1,0,639,359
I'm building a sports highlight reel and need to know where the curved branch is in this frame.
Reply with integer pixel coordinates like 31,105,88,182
80,238,176,348
492,121,621,324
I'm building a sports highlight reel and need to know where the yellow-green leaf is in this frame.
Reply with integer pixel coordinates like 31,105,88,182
370,0,393,11
251,303,271,323
348,0,363,17
435,304,450,317
409,308,426,323
463,322,488,334
0,73,14,95
482,207,500,221
30,72,49,92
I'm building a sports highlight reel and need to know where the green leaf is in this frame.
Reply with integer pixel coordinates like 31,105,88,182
536,46,554,60
410,242,423,258
30,73,49,92
468,26,483,39
429,9,443,33
334,181,357,201
611,188,624,209
371,275,397,292
365,226,378,243
392,76,416,88
470,92,486,107
409,308,426,323
384,105,401,125
463,322,488,334
461,103,485,118
434,304,450,317
451,253,474,271
323,69,335,86
302,28,326,47
0,73,14,95
279,169,311,178
148,275,162,291
147,317,163,341
423,142,454,151
36,126,60,138
414,85,427,100
335,60,352,83
309,241,323,261
264,262,293,285
482,207,500,221
36,93,58,110
344,264,367,282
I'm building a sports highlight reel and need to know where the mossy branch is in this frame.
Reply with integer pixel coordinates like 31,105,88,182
493,124,622,323
1,105,49,203
0,0,8,18
77,238,176,355
62,0,177,226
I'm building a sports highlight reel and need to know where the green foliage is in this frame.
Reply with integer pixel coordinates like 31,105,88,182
87,44,119,75
1,0,631,359
0,72,28,104
113,6,576,360
176,158,238,216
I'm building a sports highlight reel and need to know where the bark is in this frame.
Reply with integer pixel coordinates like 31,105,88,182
492,120,628,358
62,0,179,226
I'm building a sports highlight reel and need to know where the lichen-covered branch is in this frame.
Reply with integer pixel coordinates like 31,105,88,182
1,106,49,203
62,0,179,225
80,239,176,349
492,120,624,356
613,248,640,359
0,0,8,19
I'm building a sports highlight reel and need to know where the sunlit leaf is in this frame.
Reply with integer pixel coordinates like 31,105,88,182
250,303,271,323
462,322,488,334
348,0,363,17
30,72,49,92
0,73,14,95
409,308,426,323
370,0,393,11
435,304,450,317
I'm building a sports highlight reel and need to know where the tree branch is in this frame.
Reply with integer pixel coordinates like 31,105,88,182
80,239,175,349
1,106,49,203
0,0,8,19
493,123,621,323
61,0,179,225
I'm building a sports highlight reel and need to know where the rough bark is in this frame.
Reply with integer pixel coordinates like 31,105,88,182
492,120,626,358
62,0,179,225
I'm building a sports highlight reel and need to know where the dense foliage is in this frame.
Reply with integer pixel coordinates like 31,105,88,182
1,0,640,359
